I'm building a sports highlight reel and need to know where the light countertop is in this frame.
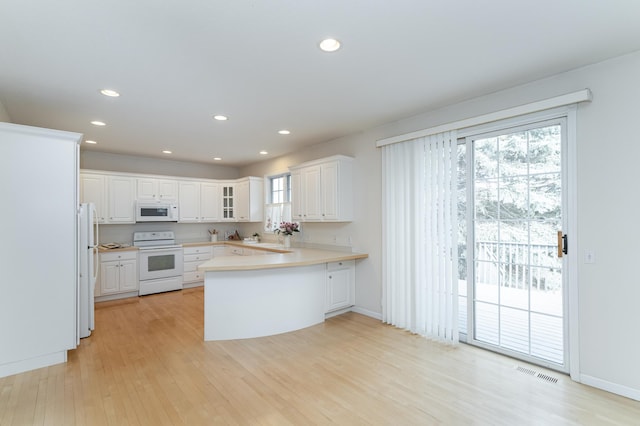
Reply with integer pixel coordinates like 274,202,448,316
98,246,137,253
97,241,368,270
198,246,368,272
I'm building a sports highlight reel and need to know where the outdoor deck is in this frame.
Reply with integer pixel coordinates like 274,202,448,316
459,281,563,365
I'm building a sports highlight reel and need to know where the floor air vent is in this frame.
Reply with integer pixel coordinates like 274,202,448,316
515,366,559,384
516,366,537,376
536,373,559,384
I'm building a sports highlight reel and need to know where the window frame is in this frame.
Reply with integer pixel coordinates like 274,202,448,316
264,172,292,232
269,173,291,204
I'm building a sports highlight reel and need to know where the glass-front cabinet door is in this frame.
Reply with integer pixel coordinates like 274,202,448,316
222,184,235,220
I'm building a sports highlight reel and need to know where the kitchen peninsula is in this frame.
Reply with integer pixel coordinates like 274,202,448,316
198,244,368,341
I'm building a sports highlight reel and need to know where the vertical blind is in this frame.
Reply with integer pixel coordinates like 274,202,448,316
382,131,458,342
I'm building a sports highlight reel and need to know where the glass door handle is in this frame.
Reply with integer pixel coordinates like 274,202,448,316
557,231,568,257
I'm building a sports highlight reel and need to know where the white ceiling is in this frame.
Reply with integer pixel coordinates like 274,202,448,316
2,1,640,167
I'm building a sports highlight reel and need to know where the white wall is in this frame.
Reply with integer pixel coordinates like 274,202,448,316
0,98,11,122
240,49,640,398
98,222,241,247
81,150,239,180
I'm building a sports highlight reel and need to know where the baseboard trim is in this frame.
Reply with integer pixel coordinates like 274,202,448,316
95,291,139,303
183,282,204,289
351,306,382,320
580,374,640,401
325,306,353,319
0,351,67,379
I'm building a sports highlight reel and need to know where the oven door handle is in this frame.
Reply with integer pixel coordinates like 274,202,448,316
139,247,182,252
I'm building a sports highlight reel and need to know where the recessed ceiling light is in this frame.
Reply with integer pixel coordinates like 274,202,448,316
278,130,291,135
259,151,268,155
100,89,120,97
213,157,222,161
162,150,172,154
85,140,97,144
213,115,228,121
319,38,341,52
91,120,106,126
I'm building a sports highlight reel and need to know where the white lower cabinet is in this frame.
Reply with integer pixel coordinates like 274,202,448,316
183,246,213,286
213,246,228,258
228,246,244,256
99,251,138,296
325,260,355,313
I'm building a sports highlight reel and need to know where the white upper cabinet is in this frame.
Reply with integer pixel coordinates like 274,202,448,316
80,173,107,223
290,155,353,222
81,170,262,224
235,177,263,222
178,181,200,222
302,166,322,220
178,180,220,223
137,178,178,201
200,182,221,222
80,172,135,224
107,176,136,223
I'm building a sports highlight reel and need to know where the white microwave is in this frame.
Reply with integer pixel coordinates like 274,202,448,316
136,201,179,222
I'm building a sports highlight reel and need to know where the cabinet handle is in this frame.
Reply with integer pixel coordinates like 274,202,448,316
339,262,342,265
328,275,332,279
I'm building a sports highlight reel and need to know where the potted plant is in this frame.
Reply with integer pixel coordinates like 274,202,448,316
275,222,300,247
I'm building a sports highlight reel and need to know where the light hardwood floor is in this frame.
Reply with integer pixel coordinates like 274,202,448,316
1,287,639,425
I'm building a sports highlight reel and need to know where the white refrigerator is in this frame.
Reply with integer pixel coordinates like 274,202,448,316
78,203,98,341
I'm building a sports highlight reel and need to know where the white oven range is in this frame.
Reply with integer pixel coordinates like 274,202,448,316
133,231,183,296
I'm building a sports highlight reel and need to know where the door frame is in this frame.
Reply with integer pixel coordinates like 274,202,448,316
457,105,579,378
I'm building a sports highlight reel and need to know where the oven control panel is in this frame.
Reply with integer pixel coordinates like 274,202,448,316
133,231,176,247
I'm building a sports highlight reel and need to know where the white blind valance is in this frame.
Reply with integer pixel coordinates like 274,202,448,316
376,89,591,148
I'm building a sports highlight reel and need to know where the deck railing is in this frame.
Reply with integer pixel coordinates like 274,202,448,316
475,241,561,291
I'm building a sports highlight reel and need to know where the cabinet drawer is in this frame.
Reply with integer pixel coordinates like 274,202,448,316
183,271,205,283
184,253,212,263
327,260,354,271
228,247,244,256
184,246,213,256
183,262,199,273
100,250,137,262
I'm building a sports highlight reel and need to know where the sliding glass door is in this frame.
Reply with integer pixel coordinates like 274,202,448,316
458,118,568,371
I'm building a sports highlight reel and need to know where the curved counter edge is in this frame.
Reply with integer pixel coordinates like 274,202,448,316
201,248,368,341
204,264,327,341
